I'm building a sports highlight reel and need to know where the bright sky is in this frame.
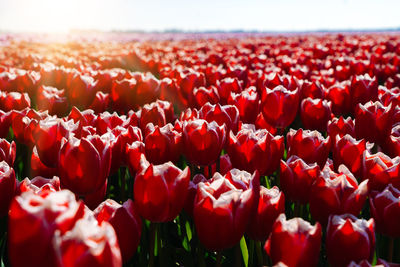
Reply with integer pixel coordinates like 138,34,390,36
0,0,399,33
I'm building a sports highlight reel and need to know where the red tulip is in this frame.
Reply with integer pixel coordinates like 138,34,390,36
203,153,233,179
309,164,369,225
333,134,370,179
89,91,110,113
355,101,395,144
194,169,259,251
300,98,332,132
0,161,16,217
200,103,239,134
264,214,322,267
58,135,111,195
193,86,220,107
33,117,71,168
370,184,400,237
261,85,300,129
11,109,46,146
65,73,97,109
94,199,142,262
299,80,324,100
53,218,122,267
95,111,124,135
218,77,242,104
0,138,16,166
17,176,60,195
183,119,226,166
327,116,355,141
183,174,207,216
350,74,378,109
247,186,285,241
31,146,58,178
8,190,86,267
228,125,284,175
36,85,69,116
326,214,375,267
228,86,260,123
134,162,190,222
363,151,400,191
325,81,352,115
280,155,320,204
0,91,31,111
287,128,331,168
144,123,182,164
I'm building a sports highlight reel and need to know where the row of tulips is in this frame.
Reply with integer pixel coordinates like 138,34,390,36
0,33,399,267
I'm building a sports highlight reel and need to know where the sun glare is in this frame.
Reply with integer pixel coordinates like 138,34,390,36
3,0,100,33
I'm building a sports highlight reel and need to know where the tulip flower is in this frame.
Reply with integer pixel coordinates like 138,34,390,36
134,162,190,222
287,128,330,168
247,186,285,241
370,184,400,237
182,119,226,166
363,151,400,191
355,101,395,144
309,164,369,225
0,161,16,217
300,98,332,132
58,135,111,195
0,138,16,166
193,169,259,251
228,125,284,175
94,199,142,263
264,214,322,267
327,116,355,141
261,85,300,129
326,214,375,267
280,155,320,204
144,123,182,164
8,190,86,267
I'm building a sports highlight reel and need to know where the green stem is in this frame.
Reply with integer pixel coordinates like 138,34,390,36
120,167,126,202
248,240,254,267
198,245,206,267
255,241,263,266
215,251,222,267
265,176,271,189
294,202,301,217
149,223,157,267
235,243,241,267
388,237,394,262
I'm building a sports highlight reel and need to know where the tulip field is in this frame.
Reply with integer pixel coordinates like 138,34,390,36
0,32,400,267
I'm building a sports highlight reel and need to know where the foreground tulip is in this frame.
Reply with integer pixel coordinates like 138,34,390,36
228,125,284,175
8,190,86,267
264,214,322,267
350,74,378,109
280,155,320,204
182,119,226,166
363,151,400,191
134,162,190,222
247,186,285,241
326,214,375,267
58,135,111,195
144,123,182,164
94,199,142,263
261,85,300,129
327,116,355,141
300,98,332,132
228,86,260,123
0,138,16,166
53,218,122,267
193,169,259,251
0,161,16,217
287,128,330,168
200,103,239,134
333,134,370,179
309,165,369,225
370,184,400,237
33,117,71,168
355,101,395,144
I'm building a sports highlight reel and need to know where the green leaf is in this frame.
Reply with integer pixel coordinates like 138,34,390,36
239,236,249,267
185,221,192,241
